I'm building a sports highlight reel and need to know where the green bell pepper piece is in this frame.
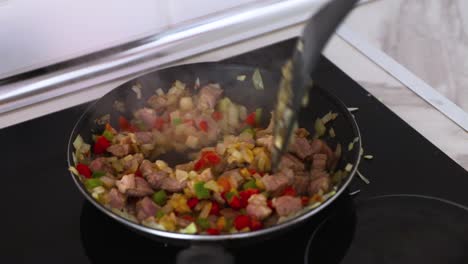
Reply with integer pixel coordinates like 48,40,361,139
152,190,167,206
194,182,210,199
85,178,102,189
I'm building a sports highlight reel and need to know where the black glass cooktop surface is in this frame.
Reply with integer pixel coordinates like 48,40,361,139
2,39,467,264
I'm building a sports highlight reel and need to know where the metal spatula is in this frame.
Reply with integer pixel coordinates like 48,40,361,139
271,0,358,170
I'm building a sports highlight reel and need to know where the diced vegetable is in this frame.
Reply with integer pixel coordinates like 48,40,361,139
180,222,197,234
234,215,251,230
236,75,246,81
209,202,220,216
344,163,353,172
172,118,182,126
93,136,111,154
314,118,326,138
364,155,374,160
245,112,256,126
357,170,370,184
119,116,136,132
206,228,220,235
152,190,167,206
85,178,102,189
255,108,262,124
92,171,106,178
212,111,223,121
102,130,114,141
187,197,199,209
196,218,210,230
73,135,84,151
217,177,231,192
281,186,296,197
76,163,92,178
252,69,264,90
242,179,257,190
199,120,208,132
179,97,194,111
69,166,79,176
154,118,165,130
131,83,142,99
194,182,210,199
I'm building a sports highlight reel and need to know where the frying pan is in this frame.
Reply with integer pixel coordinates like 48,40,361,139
67,63,361,264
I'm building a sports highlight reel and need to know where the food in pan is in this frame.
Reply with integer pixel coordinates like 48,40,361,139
70,80,343,235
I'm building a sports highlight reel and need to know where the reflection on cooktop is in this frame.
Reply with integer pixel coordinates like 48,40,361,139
306,195,468,264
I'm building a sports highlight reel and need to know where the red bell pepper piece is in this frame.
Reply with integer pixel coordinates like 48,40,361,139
234,215,251,230
184,119,195,126
267,199,274,209
301,196,309,206
182,215,195,222
199,120,208,132
212,111,223,121
119,116,136,132
228,195,242,210
282,186,297,197
93,136,110,154
209,202,220,216
76,163,92,179
245,112,256,126
194,159,206,171
206,228,221,235
187,197,199,209
194,151,221,171
250,218,263,231
153,118,165,130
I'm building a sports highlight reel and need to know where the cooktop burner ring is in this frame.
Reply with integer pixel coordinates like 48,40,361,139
304,194,468,264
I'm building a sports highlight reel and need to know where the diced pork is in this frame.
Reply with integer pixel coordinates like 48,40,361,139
220,169,244,189
310,139,335,166
122,154,144,172
310,169,329,180
115,174,136,194
107,188,126,209
146,171,168,189
292,175,310,196
136,197,160,221
147,95,168,112
262,175,289,195
280,154,305,171
309,176,330,195
197,84,223,111
220,208,240,219
127,177,154,197
176,217,192,228
135,132,153,144
312,154,327,171
100,175,116,188
107,144,130,157
146,171,186,192
89,157,112,173
134,108,157,128
289,137,313,159
246,194,272,220
139,160,155,176
272,196,303,217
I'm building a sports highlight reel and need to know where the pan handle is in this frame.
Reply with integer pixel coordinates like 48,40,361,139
176,244,234,264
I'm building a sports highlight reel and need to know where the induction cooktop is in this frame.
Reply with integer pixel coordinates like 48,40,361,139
2,39,467,264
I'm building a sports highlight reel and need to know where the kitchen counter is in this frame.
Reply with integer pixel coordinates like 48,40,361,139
1,0,467,170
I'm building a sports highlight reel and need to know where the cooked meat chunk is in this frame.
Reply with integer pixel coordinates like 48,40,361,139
220,169,243,189
116,174,136,194
280,154,305,171
160,178,186,193
127,177,154,197
89,157,112,173
134,108,157,128
220,208,240,219
310,169,329,180
273,196,303,217
289,136,313,159
107,144,130,157
197,84,223,111
310,139,335,167
213,192,226,205
136,197,160,221
122,154,143,172
262,175,289,195
312,154,328,171
146,171,169,189
100,175,116,188
309,175,330,195
135,132,153,144
107,188,126,209
292,175,310,196
246,194,272,220
147,95,168,112
176,217,192,228
139,160,155,176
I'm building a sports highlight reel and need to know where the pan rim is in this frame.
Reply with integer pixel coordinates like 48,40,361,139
67,62,362,242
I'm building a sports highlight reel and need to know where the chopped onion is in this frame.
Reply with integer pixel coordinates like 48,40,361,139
68,166,79,176
195,77,200,89
180,222,197,234
156,88,165,96
347,107,359,112
237,75,246,81
131,83,142,99
357,170,370,184
344,163,353,172
329,127,336,138
296,40,304,52
321,111,338,124
364,155,374,160
314,118,326,138
252,68,264,90
348,137,359,151
73,135,84,150
301,92,309,106
204,180,220,193
175,169,189,182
